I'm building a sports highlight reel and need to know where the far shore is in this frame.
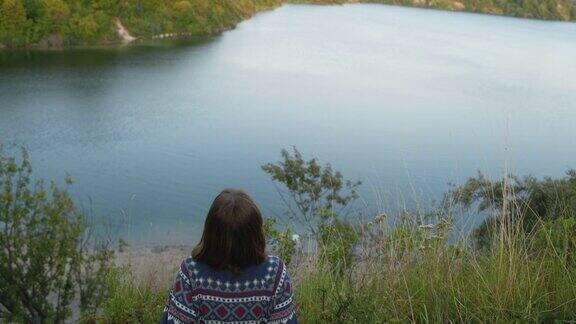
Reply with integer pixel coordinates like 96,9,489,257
1,1,574,52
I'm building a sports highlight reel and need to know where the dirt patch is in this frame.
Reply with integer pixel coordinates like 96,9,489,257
116,245,192,287
453,1,466,10
36,34,64,47
115,18,136,43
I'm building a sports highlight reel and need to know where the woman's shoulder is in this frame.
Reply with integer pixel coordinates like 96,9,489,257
258,255,286,273
265,255,283,267
259,255,288,285
177,256,201,280
178,255,286,279
180,255,195,268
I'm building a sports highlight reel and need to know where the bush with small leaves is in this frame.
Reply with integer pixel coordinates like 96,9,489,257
88,266,165,323
264,217,297,265
262,147,361,243
317,208,359,275
0,147,113,322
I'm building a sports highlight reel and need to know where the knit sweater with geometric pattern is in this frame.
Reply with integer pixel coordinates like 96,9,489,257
161,255,297,324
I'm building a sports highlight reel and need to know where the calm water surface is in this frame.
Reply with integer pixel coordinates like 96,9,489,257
1,4,576,245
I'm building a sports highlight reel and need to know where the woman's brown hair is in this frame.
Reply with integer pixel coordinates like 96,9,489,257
192,189,266,270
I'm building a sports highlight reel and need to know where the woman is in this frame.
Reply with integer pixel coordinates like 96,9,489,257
161,189,297,324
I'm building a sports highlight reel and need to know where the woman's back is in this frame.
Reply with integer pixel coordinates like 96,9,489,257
162,256,296,323
161,189,297,323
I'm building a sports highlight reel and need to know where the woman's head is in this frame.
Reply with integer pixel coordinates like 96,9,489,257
192,189,266,270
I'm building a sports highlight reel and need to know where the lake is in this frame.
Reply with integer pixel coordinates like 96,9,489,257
1,4,575,246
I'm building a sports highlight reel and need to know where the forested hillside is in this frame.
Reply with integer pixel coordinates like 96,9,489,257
0,0,574,49
0,0,282,48
302,0,576,21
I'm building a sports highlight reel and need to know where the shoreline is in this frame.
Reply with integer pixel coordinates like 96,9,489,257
0,1,280,51
0,25,229,53
0,36,213,53
115,245,193,284
1,1,574,51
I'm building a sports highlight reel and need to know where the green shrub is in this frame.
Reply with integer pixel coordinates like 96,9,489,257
262,147,361,243
264,217,297,265
89,266,166,323
3,147,576,323
446,170,576,249
534,217,576,264
295,219,576,322
0,147,113,322
317,209,359,274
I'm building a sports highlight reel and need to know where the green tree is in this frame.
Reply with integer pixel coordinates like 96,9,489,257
262,147,361,241
0,0,29,47
263,217,297,265
0,147,113,322
446,170,576,249
262,148,361,274
22,0,41,20
41,0,70,29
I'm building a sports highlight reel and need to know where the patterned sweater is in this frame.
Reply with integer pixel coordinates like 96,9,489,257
161,255,297,324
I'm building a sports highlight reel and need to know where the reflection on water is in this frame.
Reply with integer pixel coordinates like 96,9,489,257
1,4,576,246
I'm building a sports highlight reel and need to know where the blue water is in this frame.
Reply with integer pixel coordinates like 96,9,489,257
1,4,575,245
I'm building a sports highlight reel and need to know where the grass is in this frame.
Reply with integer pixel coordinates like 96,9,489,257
292,189,576,322
89,212,576,323
295,232,576,322
93,266,166,323
87,149,576,322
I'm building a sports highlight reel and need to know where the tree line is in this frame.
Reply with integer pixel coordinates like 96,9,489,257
0,0,282,48
1,0,575,49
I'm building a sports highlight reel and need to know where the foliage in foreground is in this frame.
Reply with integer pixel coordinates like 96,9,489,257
96,216,576,323
264,148,576,321
447,169,576,249
0,147,114,322
83,266,166,323
295,217,576,322
262,147,361,242
94,148,576,323
2,146,576,322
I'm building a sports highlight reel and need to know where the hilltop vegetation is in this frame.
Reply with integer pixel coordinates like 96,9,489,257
301,0,576,21
0,0,575,49
0,0,282,48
